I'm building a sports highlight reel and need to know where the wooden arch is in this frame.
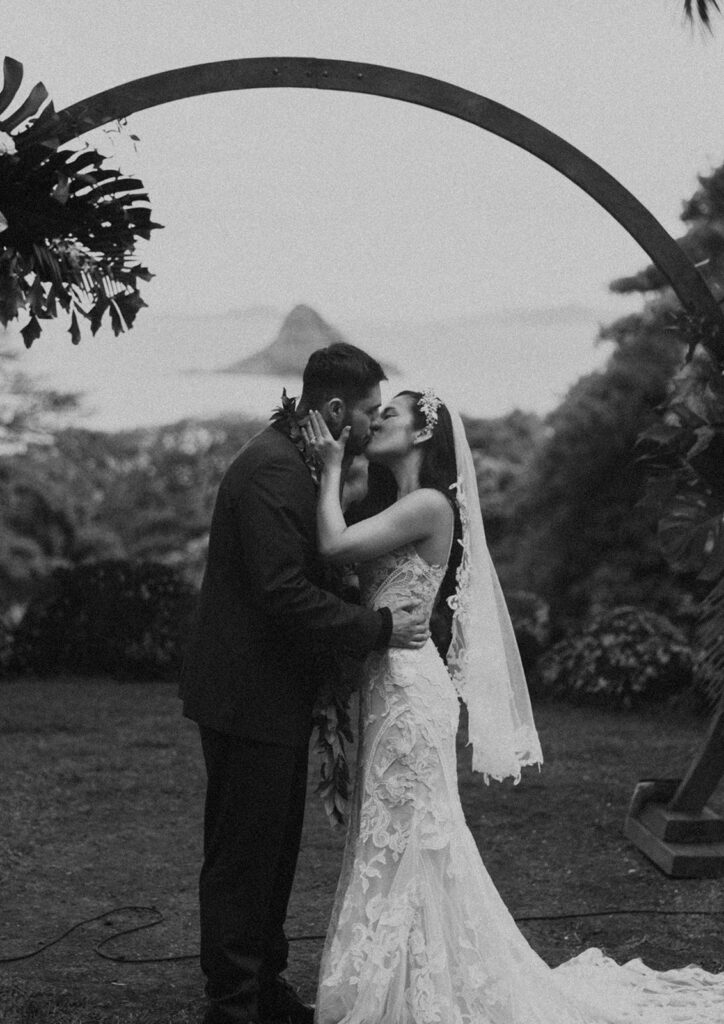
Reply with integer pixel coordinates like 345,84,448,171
56,58,724,873
55,57,724,352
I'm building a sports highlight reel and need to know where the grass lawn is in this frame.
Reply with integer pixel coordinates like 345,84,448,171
1,677,723,1023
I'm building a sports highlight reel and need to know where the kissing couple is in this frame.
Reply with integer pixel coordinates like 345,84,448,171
180,342,724,1024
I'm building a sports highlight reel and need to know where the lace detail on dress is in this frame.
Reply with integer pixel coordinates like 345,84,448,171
358,543,446,619
315,547,724,1024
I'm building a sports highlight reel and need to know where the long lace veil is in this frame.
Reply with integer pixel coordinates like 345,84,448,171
446,408,543,783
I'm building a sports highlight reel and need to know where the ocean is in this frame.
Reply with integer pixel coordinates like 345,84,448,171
3,303,622,432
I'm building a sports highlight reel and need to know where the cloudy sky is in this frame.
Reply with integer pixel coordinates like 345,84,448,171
3,2,724,424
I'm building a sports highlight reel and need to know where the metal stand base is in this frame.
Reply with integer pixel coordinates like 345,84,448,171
624,779,724,878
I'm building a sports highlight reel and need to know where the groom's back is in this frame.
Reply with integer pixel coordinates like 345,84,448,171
179,424,322,746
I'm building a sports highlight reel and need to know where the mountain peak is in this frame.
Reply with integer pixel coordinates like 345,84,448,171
221,304,395,377
285,303,327,323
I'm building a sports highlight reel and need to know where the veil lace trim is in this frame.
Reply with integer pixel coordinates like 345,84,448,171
446,408,543,783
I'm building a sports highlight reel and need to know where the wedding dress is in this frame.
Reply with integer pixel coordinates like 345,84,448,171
315,543,724,1024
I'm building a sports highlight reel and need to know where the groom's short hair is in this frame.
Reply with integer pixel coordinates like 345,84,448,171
301,342,386,407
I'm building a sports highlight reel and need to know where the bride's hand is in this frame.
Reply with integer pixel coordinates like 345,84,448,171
302,410,350,470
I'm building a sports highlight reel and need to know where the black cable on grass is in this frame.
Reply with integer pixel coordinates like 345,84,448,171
0,906,163,964
0,905,722,966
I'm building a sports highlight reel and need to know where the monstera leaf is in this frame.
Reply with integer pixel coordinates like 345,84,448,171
0,56,160,346
657,492,724,577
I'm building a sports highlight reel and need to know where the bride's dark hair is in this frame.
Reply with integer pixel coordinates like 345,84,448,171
350,390,463,659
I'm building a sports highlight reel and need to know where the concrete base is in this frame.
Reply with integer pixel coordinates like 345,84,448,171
624,813,724,878
638,801,724,844
624,780,724,878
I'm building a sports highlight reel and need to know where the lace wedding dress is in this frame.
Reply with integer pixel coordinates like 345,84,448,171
315,545,724,1024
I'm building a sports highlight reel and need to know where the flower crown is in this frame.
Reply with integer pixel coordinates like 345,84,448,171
418,388,442,434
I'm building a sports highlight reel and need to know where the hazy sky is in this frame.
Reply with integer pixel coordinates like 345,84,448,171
2,2,724,426
5,1,724,324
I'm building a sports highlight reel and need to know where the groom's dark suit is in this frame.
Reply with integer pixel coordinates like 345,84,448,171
180,420,390,1023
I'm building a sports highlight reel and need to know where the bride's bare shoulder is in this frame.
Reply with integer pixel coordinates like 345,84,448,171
399,487,454,519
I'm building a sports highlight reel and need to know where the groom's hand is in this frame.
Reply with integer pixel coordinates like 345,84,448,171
388,601,429,649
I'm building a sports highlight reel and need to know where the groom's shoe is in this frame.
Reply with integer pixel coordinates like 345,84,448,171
258,976,314,1024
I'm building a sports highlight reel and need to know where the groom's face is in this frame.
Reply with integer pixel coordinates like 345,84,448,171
337,384,382,457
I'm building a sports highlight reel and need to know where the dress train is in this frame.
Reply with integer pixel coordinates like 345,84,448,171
315,547,724,1023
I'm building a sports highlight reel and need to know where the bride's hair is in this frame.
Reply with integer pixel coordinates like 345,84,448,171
352,390,463,659
397,391,463,658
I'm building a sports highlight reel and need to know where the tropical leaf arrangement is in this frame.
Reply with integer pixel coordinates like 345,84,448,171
0,56,160,348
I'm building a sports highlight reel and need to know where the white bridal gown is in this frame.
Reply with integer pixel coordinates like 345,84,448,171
315,545,724,1024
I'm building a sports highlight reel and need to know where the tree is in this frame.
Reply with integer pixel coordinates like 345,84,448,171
616,164,724,705
0,347,83,609
0,346,78,454
506,155,724,697
504,322,687,630
463,411,544,550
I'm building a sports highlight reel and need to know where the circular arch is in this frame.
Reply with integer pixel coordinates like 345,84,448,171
54,56,724,354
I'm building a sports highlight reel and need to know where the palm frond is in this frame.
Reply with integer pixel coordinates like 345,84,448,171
684,0,721,29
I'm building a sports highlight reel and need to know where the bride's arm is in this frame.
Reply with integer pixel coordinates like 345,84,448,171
303,411,448,564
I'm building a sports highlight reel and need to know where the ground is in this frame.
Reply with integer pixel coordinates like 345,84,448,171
1,678,723,1023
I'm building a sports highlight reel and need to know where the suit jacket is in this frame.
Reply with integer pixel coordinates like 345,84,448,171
179,423,388,747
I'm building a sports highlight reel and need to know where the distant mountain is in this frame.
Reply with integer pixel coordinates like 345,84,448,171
221,304,397,376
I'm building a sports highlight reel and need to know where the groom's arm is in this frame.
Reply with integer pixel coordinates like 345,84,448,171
231,457,391,657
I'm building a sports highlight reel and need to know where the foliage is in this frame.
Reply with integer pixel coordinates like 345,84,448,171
503,322,686,629
503,158,724,659
312,658,363,830
463,410,544,548
0,352,86,609
638,349,724,581
683,0,721,30
0,57,159,346
619,163,724,706
692,575,724,708
0,415,265,611
0,347,79,454
0,616,12,677
10,560,197,680
536,606,692,709
504,589,550,673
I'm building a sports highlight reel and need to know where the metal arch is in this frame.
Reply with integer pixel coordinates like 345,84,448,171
55,56,724,353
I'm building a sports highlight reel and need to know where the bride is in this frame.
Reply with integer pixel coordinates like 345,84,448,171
302,390,724,1024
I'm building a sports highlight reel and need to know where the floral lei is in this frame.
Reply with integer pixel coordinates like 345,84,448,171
270,388,320,485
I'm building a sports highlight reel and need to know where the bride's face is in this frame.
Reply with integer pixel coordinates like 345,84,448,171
365,394,420,463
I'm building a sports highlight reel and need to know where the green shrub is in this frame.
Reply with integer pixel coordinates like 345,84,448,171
11,560,197,680
536,605,692,709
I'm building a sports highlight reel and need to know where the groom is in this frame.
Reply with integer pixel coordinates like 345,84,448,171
180,342,428,1024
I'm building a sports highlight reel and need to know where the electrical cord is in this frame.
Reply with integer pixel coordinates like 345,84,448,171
0,906,163,965
0,905,721,966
